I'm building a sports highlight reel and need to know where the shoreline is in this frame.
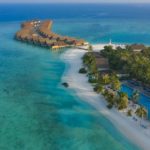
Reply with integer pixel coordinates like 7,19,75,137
61,44,150,150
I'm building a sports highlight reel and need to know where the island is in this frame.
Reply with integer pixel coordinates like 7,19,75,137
15,20,88,49
61,43,150,150
80,43,150,117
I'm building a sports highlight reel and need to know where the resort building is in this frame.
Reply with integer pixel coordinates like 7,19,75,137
15,19,87,49
130,44,145,52
91,52,110,71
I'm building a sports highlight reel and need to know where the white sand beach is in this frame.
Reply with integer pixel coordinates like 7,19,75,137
77,43,125,52
61,44,150,150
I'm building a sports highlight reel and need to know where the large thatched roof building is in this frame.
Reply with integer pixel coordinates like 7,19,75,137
15,19,88,49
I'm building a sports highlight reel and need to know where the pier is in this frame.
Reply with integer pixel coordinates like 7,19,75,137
15,19,88,50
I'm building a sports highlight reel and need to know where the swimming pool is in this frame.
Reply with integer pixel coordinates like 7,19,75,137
121,84,150,118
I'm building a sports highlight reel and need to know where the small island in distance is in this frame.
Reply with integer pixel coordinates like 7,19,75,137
15,19,88,49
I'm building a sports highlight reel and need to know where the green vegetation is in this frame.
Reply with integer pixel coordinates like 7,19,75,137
101,45,150,84
94,84,104,94
88,77,98,83
99,74,110,85
104,90,116,109
111,79,121,91
98,72,121,91
131,90,140,104
127,109,133,116
116,92,129,110
83,53,99,83
83,53,97,74
136,106,147,119
80,45,149,122
103,90,129,110
82,51,125,110
62,82,69,88
110,73,121,91
88,45,93,52
135,106,148,124
79,68,87,74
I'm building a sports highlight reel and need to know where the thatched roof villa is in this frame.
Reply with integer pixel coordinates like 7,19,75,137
130,44,146,52
89,52,110,71
15,19,88,49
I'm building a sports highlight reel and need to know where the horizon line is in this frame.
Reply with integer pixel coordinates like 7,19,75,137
1,2,150,4
0,2,150,4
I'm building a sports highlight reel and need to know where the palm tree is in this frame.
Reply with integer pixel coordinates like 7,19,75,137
131,90,139,104
125,45,132,51
101,74,110,85
116,92,128,110
88,61,97,74
93,70,99,80
94,84,104,94
103,89,109,98
83,53,95,66
88,45,93,52
103,89,116,108
111,79,121,91
135,106,147,125
127,109,133,116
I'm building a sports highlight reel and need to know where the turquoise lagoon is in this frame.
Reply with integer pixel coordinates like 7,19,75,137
1,3,150,150
0,21,140,150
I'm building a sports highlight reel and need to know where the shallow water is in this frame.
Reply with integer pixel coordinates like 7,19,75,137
0,22,140,150
1,3,150,150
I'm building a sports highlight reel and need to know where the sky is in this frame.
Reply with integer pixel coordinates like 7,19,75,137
0,0,150,3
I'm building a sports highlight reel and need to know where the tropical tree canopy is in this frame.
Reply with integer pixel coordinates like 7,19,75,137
99,74,110,85
135,106,147,119
101,46,150,84
116,92,129,110
111,79,121,91
131,90,140,104
88,45,93,52
94,84,104,94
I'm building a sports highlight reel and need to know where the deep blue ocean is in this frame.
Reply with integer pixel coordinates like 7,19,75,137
0,3,150,150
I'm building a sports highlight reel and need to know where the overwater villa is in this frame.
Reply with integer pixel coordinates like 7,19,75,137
15,20,88,49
